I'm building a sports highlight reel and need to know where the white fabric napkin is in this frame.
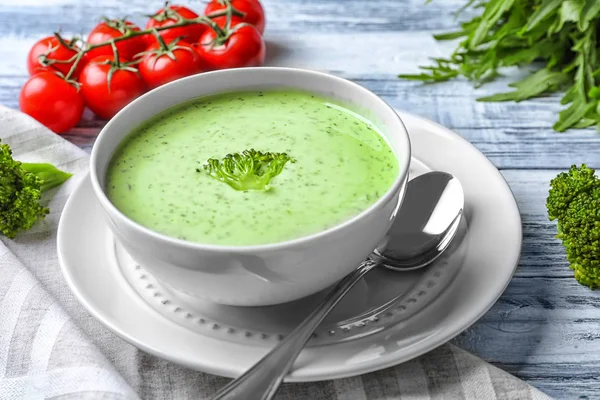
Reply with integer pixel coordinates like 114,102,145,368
0,106,552,399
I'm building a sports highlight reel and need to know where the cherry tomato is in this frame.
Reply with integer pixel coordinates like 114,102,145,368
19,72,84,133
205,0,265,34
79,55,146,120
195,25,265,70
26,36,86,78
87,20,148,61
146,5,205,45
139,41,202,89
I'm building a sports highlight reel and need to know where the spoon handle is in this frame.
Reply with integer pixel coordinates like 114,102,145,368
211,259,380,400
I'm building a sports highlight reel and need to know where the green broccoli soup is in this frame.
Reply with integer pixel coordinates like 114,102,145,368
106,90,399,246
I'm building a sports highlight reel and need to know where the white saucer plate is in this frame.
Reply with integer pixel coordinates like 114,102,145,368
58,111,522,381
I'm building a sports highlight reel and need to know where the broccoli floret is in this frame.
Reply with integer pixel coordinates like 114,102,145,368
0,139,72,239
201,149,294,191
547,164,600,289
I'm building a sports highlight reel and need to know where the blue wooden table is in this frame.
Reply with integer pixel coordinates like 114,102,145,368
1,0,599,398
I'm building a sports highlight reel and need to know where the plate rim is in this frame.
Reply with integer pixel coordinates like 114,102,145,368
57,110,522,381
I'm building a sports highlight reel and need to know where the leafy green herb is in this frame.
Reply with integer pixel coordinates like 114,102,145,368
399,0,600,132
0,139,72,239
202,149,294,191
547,164,600,289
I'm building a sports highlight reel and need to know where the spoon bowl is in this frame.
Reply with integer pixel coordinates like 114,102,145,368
373,172,464,271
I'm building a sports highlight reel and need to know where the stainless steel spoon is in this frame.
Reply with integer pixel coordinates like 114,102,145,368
212,171,465,400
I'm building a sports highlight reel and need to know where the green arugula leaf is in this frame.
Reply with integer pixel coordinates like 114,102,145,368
498,37,559,67
398,58,460,82
553,0,585,34
580,0,600,31
523,0,562,33
478,69,569,102
552,24,597,131
588,86,600,99
434,31,469,40
468,0,516,48
573,117,598,129
397,72,458,82
553,96,596,131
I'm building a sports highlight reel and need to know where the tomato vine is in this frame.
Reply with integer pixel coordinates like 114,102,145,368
41,0,245,82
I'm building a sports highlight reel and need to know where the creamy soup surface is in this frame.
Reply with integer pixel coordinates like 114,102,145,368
106,90,399,245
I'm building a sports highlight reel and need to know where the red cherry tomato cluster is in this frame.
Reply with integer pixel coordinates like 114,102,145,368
20,1,266,134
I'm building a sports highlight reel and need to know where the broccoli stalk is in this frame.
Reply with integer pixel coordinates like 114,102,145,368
201,149,294,191
547,164,600,289
0,139,72,239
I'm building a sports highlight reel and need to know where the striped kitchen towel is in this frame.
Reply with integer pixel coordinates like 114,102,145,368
0,106,551,399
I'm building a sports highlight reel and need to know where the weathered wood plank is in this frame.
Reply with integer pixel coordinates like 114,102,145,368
493,363,600,400
457,277,600,360
0,0,475,35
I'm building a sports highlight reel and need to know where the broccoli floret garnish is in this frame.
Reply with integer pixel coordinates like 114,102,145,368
0,139,72,239
201,149,294,191
547,164,600,289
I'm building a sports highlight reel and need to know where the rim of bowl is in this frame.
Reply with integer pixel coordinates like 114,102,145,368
89,67,411,253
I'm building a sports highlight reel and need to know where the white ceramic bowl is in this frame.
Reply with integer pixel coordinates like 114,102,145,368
90,67,411,306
